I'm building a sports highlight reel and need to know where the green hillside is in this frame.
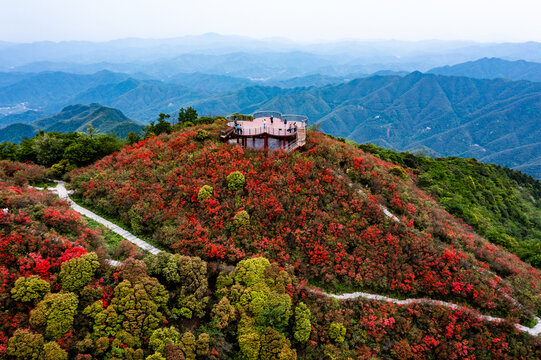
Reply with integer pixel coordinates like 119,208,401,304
0,123,38,143
351,141,541,267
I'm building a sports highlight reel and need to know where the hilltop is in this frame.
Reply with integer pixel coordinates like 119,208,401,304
70,124,541,321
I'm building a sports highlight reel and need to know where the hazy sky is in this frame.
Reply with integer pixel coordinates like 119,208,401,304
1,0,540,43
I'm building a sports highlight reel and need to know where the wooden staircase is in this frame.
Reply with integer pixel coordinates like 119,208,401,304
286,127,307,153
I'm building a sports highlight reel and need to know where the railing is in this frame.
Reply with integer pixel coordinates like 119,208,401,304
282,114,308,124
251,111,283,120
231,125,299,137
227,111,309,125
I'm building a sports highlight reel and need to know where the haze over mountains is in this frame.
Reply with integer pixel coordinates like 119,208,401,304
0,34,540,178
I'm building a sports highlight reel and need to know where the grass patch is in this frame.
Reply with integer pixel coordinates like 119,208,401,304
31,180,57,188
82,215,124,249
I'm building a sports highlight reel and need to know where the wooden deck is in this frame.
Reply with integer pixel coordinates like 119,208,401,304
227,116,306,137
224,114,307,152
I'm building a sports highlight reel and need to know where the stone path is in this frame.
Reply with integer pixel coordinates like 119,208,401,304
53,182,161,255
308,287,541,336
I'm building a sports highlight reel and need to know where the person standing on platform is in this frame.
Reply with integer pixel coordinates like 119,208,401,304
270,115,274,124
263,119,267,131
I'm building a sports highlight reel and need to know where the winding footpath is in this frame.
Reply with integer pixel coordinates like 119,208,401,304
40,182,540,336
309,288,541,336
53,182,161,255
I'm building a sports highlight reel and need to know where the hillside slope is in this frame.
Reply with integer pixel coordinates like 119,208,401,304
356,142,541,267
70,124,541,327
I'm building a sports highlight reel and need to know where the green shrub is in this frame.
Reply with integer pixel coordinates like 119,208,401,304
194,129,210,141
7,329,44,360
197,185,213,201
11,275,50,303
389,166,408,179
227,171,245,191
328,322,346,343
233,210,250,228
59,252,100,292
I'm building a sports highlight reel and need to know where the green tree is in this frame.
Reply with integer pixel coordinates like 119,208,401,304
59,252,100,292
145,113,172,138
177,107,198,124
30,292,79,339
180,331,196,360
196,333,210,357
144,253,209,319
126,131,141,145
31,132,66,167
259,327,297,360
149,327,181,353
6,329,44,360
11,275,50,303
259,292,292,332
42,341,68,360
233,257,270,287
84,277,167,339
238,331,260,360
211,296,236,330
293,302,311,343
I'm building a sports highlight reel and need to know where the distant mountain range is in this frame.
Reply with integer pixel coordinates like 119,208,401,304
0,58,540,178
429,57,541,82
0,103,142,143
3,35,541,78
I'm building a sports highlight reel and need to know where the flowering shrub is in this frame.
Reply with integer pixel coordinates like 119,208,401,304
68,125,541,324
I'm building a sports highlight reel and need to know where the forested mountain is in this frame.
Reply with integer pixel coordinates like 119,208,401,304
190,72,541,178
0,71,208,120
429,57,541,82
0,103,142,142
1,69,540,177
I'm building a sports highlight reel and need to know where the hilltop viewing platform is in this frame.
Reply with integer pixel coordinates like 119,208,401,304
222,111,308,152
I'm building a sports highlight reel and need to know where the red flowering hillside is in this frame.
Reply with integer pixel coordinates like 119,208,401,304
70,124,541,323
